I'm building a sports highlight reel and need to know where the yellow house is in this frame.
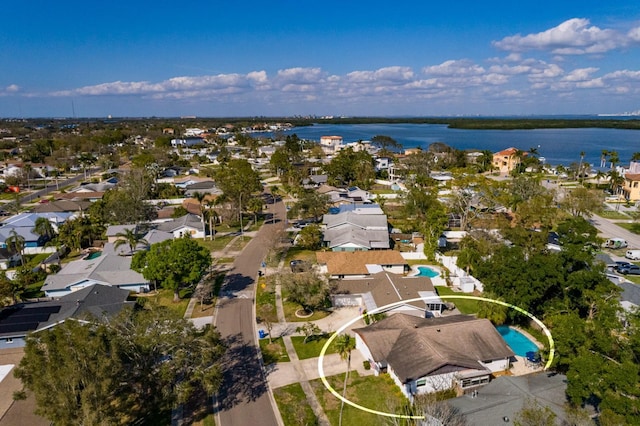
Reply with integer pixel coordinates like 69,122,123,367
623,174,640,201
492,147,523,174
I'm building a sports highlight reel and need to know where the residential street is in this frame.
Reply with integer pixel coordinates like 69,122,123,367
214,193,285,426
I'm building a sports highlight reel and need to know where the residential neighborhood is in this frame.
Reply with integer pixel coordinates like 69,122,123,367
0,117,639,425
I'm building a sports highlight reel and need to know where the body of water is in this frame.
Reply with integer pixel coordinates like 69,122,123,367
496,325,539,357
279,123,640,168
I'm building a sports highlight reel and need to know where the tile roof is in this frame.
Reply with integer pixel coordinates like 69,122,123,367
625,173,640,181
354,314,514,383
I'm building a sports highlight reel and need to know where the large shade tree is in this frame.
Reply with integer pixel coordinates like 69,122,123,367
215,159,262,221
14,306,225,425
132,236,212,301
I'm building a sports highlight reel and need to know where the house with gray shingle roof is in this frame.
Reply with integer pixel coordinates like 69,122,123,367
0,284,133,349
354,314,514,400
446,372,570,425
156,214,204,239
41,253,149,297
322,210,390,251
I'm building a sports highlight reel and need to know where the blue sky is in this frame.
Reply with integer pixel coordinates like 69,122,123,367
2,1,640,117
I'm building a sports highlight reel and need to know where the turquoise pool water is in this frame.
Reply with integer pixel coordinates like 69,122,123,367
496,325,539,357
415,266,439,278
86,251,102,260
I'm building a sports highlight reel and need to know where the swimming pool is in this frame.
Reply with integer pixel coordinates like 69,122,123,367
496,325,539,357
415,266,440,278
85,251,102,260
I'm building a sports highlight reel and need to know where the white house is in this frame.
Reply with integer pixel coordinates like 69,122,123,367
156,214,205,239
354,314,514,400
41,253,150,297
320,135,343,154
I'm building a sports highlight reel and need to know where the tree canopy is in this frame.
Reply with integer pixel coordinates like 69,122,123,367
14,306,225,425
214,158,262,219
132,237,212,301
324,147,375,189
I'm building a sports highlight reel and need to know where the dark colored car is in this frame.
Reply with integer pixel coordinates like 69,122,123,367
619,264,640,275
613,261,633,272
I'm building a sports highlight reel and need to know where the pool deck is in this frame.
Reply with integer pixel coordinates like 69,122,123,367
504,326,546,376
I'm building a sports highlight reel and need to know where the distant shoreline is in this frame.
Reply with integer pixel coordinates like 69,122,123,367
4,116,640,131
306,117,640,130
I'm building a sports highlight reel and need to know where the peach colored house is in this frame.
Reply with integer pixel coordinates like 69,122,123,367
623,173,640,201
492,147,524,174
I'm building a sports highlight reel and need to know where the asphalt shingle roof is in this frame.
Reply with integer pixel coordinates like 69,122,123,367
354,314,514,383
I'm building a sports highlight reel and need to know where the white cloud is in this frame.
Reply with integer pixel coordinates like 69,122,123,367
5,84,19,93
561,67,599,82
346,66,414,83
423,60,485,76
32,56,639,114
628,27,640,42
493,18,627,54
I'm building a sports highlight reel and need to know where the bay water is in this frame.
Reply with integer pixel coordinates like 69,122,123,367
280,123,640,168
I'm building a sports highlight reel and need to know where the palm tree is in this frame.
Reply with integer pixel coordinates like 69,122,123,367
577,151,585,181
205,198,219,241
601,150,609,168
609,150,620,170
192,191,207,239
247,197,264,225
23,163,32,190
114,228,148,256
6,229,26,266
32,217,57,243
335,333,356,426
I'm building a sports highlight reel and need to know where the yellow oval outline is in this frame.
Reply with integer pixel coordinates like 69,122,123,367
317,295,555,420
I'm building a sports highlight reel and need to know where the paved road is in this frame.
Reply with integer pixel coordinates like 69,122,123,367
590,212,640,251
214,194,285,426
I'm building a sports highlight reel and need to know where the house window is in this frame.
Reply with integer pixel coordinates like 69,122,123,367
460,376,489,388
416,378,427,387
5,338,13,344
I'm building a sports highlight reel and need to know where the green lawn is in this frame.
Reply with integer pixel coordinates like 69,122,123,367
282,297,330,322
136,289,190,317
273,383,317,426
284,248,317,263
435,286,479,314
22,280,45,299
616,222,640,235
596,209,631,220
310,372,408,426
196,235,235,252
259,337,291,364
256,276,278,322
291,335,338,360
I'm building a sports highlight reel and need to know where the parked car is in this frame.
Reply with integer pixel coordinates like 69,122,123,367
605,238,628,249
625,250,640,260
619,264,640,275
613,261,633,272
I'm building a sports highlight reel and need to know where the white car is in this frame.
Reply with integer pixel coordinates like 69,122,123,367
625,250,640,260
